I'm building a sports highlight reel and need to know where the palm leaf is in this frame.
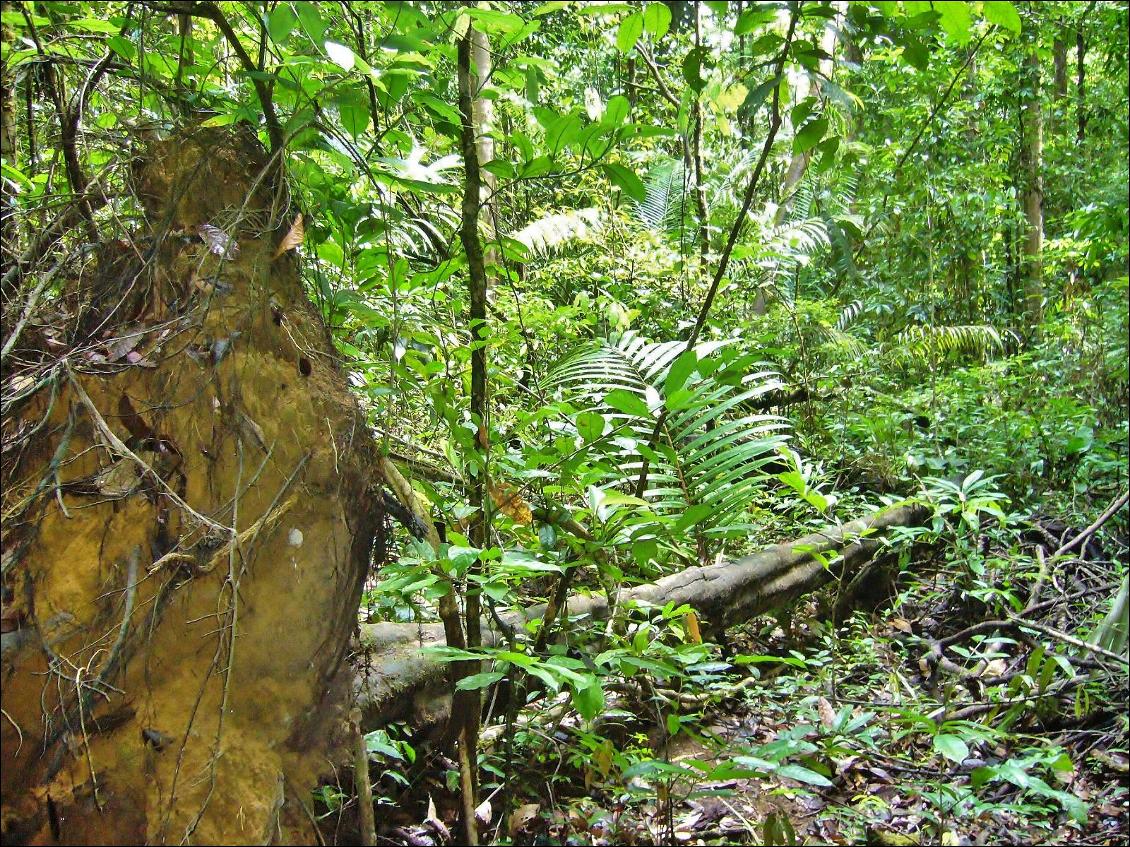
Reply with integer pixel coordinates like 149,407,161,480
547,331,790,552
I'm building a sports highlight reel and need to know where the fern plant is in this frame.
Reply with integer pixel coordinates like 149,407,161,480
892,324,1011,365
632,158,691,239
547,332,791,560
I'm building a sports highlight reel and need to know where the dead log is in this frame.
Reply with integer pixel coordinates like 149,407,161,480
355,503,930,730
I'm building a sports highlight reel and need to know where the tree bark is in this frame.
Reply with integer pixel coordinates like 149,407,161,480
1019,22,1044,329
355,503,930,730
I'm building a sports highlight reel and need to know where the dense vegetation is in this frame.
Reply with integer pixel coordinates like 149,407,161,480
1,1,1126,845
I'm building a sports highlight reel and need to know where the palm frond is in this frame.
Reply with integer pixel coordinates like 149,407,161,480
892,324,1007,365
631,158,689,237
547,332,791,550
510,207,603,259
836,300,865,331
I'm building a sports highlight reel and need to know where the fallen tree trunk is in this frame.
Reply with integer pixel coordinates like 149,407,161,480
356,502,930,730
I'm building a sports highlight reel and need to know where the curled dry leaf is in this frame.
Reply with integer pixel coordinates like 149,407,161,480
272,213,304,259
508,802,540,837
489,482,532,525
473,798,492,826
197,223,239,260
818,696,837,730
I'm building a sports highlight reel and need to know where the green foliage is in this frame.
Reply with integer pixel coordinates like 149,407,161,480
548,332,791,551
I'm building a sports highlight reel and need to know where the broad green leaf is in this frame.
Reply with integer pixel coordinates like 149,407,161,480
268,5,298,43
602,94,630,127
682,46,710,93
577,411,606,443
936,1,972,44
325,41,356,71
793,117,828,154
71,17,120,33
741,75,781,115
982,1,1021,33
455,671,506,691
735,5,776,35
605,388,650,417
933,733,969,763
572,678,605,720
776,764,834,787
642,3,672,39
296,1,328,42
603,163,646,201
200,113,238,128
664,349,698,396
616,12,644,54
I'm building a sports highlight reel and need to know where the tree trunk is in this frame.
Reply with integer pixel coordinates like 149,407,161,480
0,127,379,845
1053,28,1068,100
1019,26,1044,329
753,2,842,314
355,503,929,731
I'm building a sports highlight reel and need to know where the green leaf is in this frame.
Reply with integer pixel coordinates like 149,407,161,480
793,117,828,154
616,12,644,54
200,113,238,128
735,5,776,35
296,1,328,42
603,163,646,201
982,1,1021,33
577,411,606,443
674,503,714,534
602,94,630,127
455,671,506,691
664,350,698,396
936,1,972,44
776,764,833,787
933,733,969,763
741,75,781,115
71,17,120,34
572,678,605,720
642,3,672,39
325,40,356,71
605,388,650,417
682,46,710,93
268,5,298,43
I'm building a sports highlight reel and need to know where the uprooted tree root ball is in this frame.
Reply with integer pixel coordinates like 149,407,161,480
1,127,380,845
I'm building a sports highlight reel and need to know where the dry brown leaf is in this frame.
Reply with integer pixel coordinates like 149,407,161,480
489,482,532,525
818,695,837,730
273,213,305,259
197,223,239,259
684,610,702,644
508,803,539,837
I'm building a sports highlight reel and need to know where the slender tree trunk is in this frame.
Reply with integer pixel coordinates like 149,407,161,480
1019,25,1044,329
471,28,497,270
753,2,841,314
1053,27,1068,100
1076,23,1087,141
453,24,492,846
1,0,18,308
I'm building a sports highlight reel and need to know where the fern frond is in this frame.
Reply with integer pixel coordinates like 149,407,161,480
893,324,1005,364
632,158,689,237
835,300,864,331
510,208,603,259
548,332,790,550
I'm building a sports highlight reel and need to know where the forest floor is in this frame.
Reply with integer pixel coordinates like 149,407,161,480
349,538,1129,847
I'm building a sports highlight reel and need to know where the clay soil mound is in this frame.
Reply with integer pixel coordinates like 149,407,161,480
1,127,378,845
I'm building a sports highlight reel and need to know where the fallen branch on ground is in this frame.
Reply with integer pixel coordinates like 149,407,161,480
354,502,930,730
